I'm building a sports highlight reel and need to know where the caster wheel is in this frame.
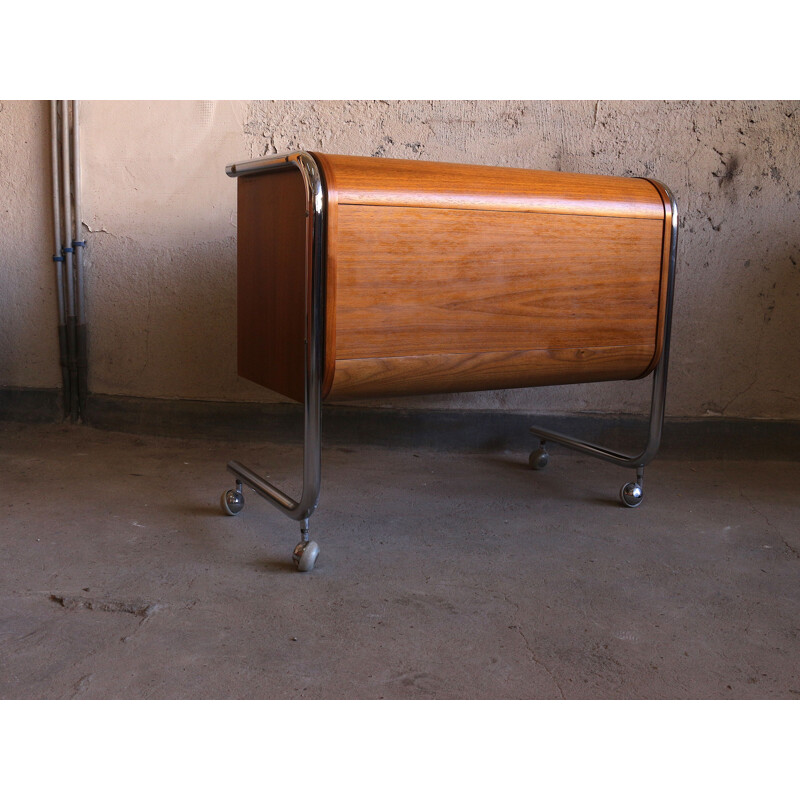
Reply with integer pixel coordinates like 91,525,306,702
529,447,549,470
221,488,244,516
620,482,643,508
293,540,320,572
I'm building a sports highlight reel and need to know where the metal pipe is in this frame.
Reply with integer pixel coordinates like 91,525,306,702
528,179,679,470
50,100,70,418
225,151,325,523
60,100,79,422
71,100,88,419
71,100,85,325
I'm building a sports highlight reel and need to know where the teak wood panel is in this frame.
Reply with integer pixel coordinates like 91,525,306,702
312,152,665,219
236,167,307,403
332,205,663,360
233,154,670,404
325,202,666,399
328,344,657,400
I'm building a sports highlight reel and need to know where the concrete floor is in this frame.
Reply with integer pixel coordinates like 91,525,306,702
1,420,798,699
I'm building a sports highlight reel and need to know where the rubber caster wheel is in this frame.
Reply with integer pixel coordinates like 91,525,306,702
529,447,549,470
293,540,320,572
620,482,643,508
221,489,244,516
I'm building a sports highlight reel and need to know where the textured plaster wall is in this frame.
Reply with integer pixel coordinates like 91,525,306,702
0,101,59,388
1,100,798,419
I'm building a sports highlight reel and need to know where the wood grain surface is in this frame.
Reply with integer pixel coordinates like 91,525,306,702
333,205,663,360
235,153,671,404
236,167,307,403
312,152,665,218
328,345,656,400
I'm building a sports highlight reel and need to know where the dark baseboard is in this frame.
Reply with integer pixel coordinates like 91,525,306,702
2,388,799,459
0,388,63,423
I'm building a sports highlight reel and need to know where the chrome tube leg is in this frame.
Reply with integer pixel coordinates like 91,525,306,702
528,180,678,508
220,152,326,571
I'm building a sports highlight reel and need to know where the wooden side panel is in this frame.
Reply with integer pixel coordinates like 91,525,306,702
236,168,307,403
313,152,665,219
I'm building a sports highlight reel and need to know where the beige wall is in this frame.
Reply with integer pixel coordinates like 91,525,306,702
1,100,798,418
0,101,57,388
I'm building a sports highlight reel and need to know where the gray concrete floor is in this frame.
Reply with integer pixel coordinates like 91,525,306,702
1,421,799,699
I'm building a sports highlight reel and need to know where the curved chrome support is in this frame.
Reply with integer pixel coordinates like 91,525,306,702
226,151,326,522
529,180,679,470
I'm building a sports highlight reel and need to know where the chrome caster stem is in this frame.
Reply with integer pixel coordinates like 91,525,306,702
292,518,320,572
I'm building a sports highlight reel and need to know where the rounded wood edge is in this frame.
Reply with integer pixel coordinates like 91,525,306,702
634,178,676,380
310,152,338,401
326,345,653,401
312,153,666,219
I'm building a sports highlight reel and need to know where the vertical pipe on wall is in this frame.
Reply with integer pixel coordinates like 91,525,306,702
71,100,88,419
50,100,70,418
60,100,79,422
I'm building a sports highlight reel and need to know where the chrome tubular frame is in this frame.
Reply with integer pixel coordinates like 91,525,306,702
528,180,679,471
225,152,326,524
223,158,675,546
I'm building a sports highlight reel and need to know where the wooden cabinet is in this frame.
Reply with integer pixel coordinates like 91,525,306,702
234,152,674,403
